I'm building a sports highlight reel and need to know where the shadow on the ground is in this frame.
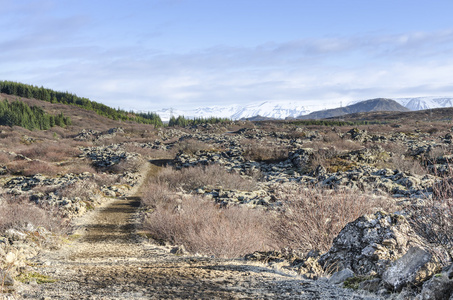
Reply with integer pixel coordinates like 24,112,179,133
149,159,173,167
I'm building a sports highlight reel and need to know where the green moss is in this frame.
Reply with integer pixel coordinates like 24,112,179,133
16,272,56,284
343,275,376,290
326,158,357,173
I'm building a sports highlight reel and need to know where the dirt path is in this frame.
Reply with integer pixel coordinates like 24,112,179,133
18,163,379,300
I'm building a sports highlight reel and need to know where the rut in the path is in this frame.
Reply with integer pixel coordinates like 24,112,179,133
18,162,380,300
80,197,141,244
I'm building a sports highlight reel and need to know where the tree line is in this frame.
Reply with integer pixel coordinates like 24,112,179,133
288,119,385,127
168,116,231,127
0,99,71,130
0,81,163,127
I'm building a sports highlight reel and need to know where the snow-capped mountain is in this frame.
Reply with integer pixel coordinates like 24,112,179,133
156,101,329,122
393,97,453,110
155,96,453,122
349,97,453,111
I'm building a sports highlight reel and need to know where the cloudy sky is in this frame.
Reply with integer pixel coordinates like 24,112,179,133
2,0,453,112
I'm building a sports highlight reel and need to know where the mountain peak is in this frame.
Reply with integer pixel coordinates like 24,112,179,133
298,98,409,120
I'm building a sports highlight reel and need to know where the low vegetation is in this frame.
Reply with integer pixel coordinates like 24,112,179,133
1,85,453,298
273,185,394,252
144,196,274,257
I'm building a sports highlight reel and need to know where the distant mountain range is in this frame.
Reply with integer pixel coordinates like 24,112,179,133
155,97,453,121
155,101,315,122
298,98,409,120
393,97,453,111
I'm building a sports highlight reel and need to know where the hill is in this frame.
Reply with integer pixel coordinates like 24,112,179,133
324,106,453,123
0,81,162,127
297,98,410,120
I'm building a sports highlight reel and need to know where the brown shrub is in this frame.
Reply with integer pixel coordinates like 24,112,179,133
0,196,67,233
141,182,176,209
0,151,12,164
93,173,120,187
273,185,394,253
18,142,82,162
109,157,144,174
242,139,289,162
56,179,98,200
122,144,154,158
390,155,426,175
174,138,217,155
65,160,97,174
144,196,274,258
408,178,453,258
7,160,60,176
153,165,257,191
310,146,339,171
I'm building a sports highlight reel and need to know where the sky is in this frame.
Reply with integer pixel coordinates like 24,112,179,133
2,0,453,112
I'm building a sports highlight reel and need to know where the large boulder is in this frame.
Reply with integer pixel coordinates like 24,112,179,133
382,247,443,291
289,148,314,173
318,211,448,277
415,273,453,299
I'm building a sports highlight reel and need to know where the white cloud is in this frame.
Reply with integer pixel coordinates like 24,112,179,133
2,5,453,112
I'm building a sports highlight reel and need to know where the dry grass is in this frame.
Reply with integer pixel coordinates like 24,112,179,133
141,182,175,209
56,179,98,200
109,157,144,174
174,138,219,155
242,139,289,162
18,142,82,162
144,196,274,258
273,185,395,253
7,160,60,176
0,195,67,234
65,160,97,174
0,151,12,164
152,165,257,192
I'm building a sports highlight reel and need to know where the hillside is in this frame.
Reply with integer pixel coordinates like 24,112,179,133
0,93,154,132
0,81,162,127
325,106,453,123
297,98,410,119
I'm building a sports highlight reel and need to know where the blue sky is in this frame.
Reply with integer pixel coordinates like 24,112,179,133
2,0,453,111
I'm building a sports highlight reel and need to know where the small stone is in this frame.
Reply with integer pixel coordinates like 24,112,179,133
328,268,354,285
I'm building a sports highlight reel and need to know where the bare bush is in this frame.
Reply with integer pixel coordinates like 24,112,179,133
390,155,426,175
273,185,394,253
57,179,98,200
409,198,453,259
18,142,81,162
65,160,97,174
153,165,257,191
408,165,453,258
144,196,274,258
0,196,67,233
110,157,144,174
7,160,60,176
121,144,155,158
0,151,12,164
174,138,217,155
242,139,289,162
93,173,121,187
141,182,176,209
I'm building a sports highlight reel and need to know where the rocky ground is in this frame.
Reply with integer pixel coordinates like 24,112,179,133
2,122,453,299
13,163,378,299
